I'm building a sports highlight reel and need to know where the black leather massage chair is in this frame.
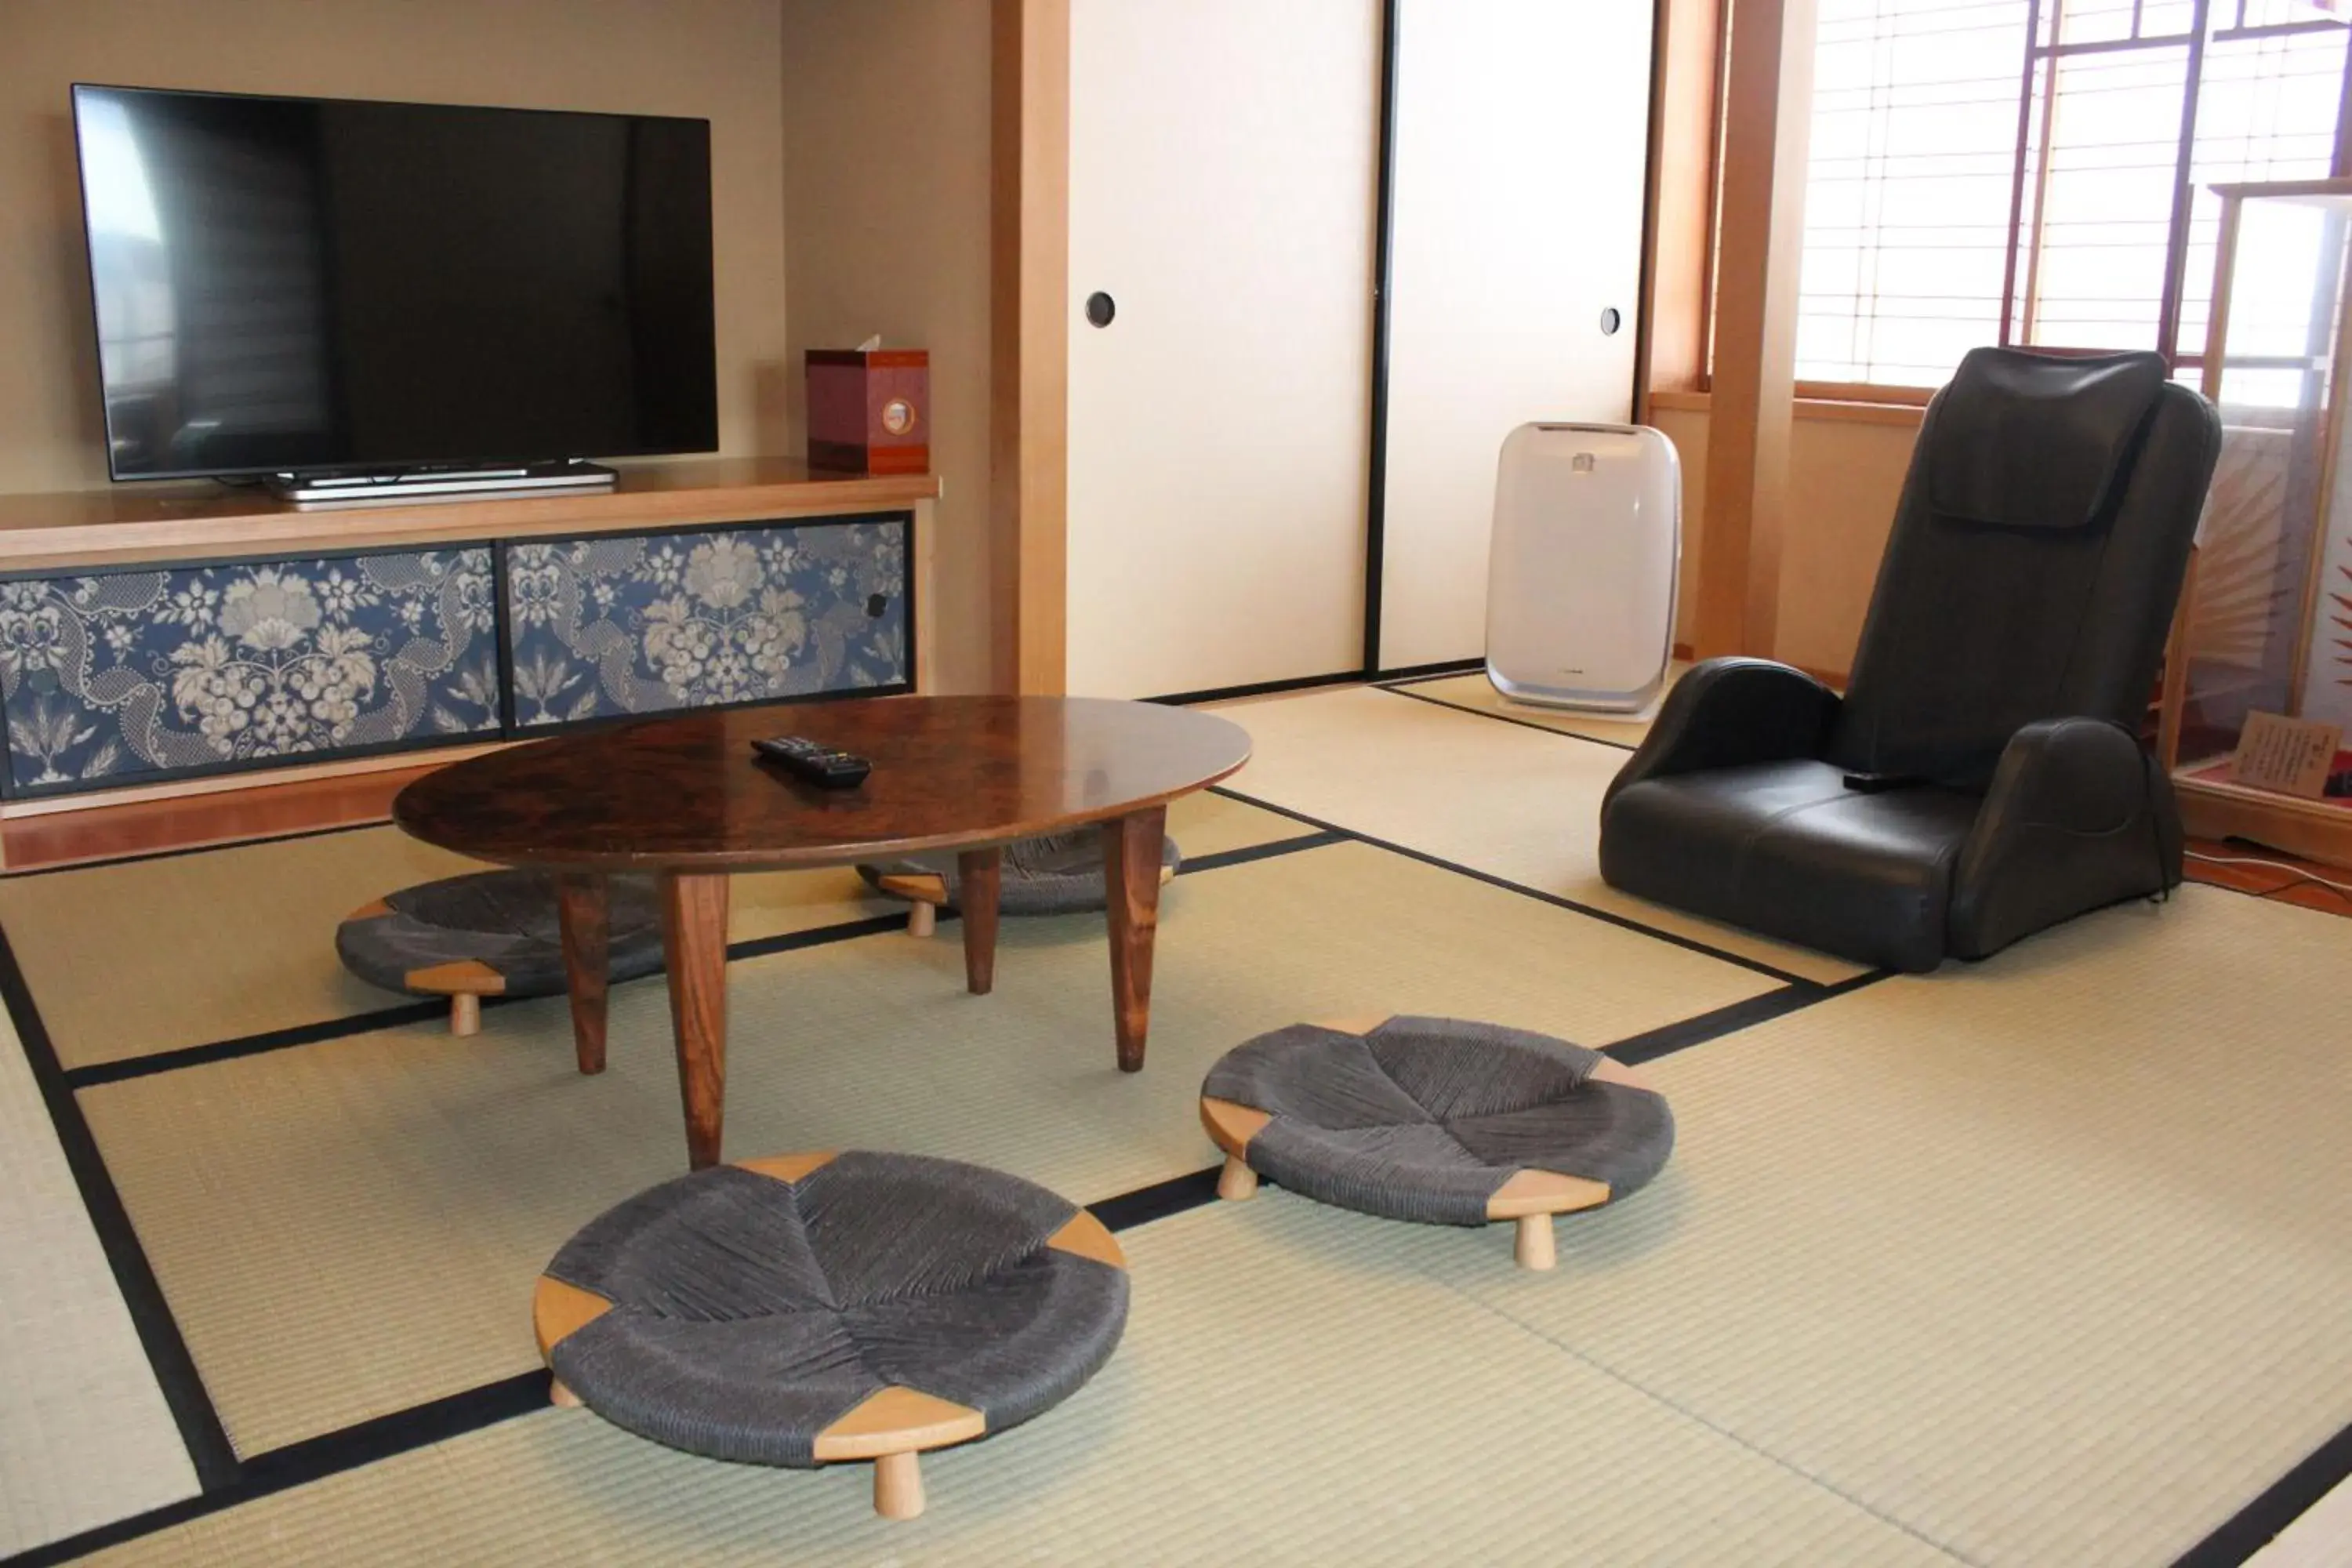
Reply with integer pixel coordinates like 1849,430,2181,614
1598,347,2222,972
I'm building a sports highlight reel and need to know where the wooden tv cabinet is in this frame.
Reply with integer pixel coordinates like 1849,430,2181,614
0,458,941,870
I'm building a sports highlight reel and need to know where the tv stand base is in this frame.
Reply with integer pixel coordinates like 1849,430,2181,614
266,461,618,503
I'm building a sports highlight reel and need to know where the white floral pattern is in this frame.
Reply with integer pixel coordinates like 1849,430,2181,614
2,550,498,793
503,520,908,725
2,521,910,793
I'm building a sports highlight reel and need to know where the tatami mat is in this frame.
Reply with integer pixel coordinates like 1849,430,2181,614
20,696,2352,1564
86,1200,1957,1568
0,1011,197,1555
1409,884,2352,1566
1384,665,1683,748
1207,685,1866,984
0,790,1307,1071
78,837,1773,1457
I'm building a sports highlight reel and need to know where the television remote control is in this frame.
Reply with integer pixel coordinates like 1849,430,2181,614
751,735,872,789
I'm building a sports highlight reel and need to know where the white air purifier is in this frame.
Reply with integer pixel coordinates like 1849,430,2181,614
1484,422,1681,714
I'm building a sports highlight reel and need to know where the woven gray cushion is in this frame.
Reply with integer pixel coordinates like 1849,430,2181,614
335,869,666,998
543,1152,1128,1468
857,828,1182,916
1203,1016,1675,1226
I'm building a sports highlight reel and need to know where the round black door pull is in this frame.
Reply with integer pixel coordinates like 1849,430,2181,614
1599,307,1623,336
1086,292,1117,328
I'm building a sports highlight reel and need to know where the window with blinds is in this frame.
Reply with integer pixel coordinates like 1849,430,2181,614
1793,0,2351,390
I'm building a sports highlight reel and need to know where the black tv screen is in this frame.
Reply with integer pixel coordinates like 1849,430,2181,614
72,85,719,481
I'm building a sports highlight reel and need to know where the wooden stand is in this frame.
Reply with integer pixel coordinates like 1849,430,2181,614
0,459,940,873
2154,180,2352,872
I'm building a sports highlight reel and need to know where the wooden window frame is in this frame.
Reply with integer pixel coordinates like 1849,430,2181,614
1693,0,2352,408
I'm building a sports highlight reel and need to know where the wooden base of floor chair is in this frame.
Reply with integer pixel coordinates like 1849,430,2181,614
1217,1153,1259,1201
872,1450,924,1519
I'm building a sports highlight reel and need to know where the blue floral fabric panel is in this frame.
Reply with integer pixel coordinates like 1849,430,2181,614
1,550,499,794
503,517,909,726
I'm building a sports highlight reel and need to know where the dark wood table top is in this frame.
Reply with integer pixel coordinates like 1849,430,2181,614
392,696,1254,872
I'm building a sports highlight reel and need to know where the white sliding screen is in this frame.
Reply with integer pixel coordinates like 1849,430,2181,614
1377,0,1656,672
1065,0,1380,697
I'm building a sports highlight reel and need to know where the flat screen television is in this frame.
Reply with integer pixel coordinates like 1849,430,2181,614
72,84,719,484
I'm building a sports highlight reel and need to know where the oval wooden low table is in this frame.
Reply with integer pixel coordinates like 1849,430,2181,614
533,1150,1129,1520
394,697,1251,1168
335,869,668,1040
1199,1014,1675,1270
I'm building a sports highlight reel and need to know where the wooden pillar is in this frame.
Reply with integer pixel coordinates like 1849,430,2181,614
991,0,1071,695
1635,0,1725,415
1693,0,1816,659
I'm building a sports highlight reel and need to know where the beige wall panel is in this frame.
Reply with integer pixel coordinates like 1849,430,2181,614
0,0,791,496
1658,407,1918,677
1065,0,1378,698
780,0,995,692
1777,416,1914,676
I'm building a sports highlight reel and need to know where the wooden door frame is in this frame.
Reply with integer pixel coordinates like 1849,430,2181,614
992,0,1070,695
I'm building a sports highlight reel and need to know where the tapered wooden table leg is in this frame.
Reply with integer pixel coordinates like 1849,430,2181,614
660,872,731,1170
555,873,611,1076
959,847,1000,996
1102,806,1167,1072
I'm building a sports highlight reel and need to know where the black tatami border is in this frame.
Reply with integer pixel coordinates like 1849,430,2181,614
1203,784,1812,988
1375,676,1642,753
0,927,241,1494
2175,1418,2352,1567
58,833,1346,1093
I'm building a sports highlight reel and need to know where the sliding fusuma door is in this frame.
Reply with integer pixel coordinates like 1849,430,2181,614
1375,0,1655,673
1065,0,1380,698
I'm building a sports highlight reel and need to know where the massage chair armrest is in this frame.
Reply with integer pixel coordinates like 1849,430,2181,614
1604,657,1842,806
1947,717,2183,960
